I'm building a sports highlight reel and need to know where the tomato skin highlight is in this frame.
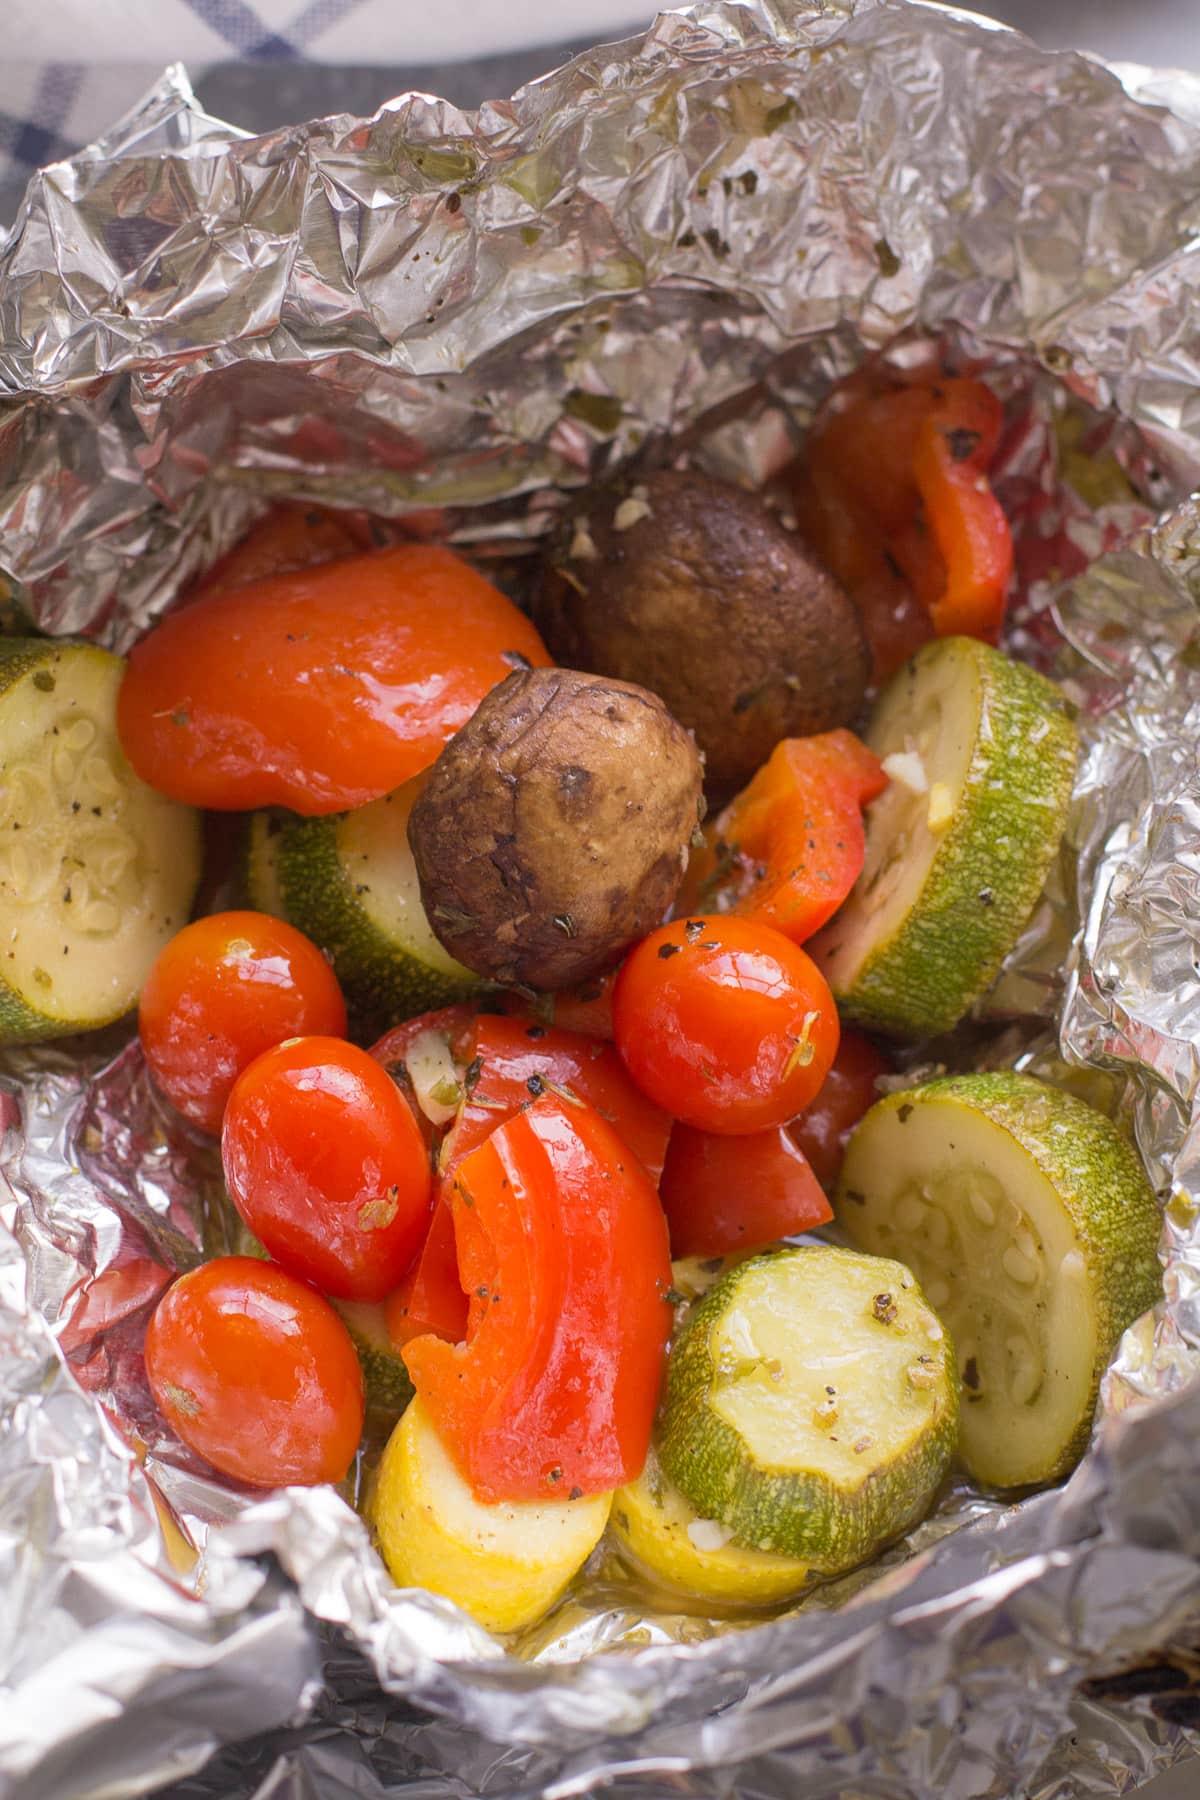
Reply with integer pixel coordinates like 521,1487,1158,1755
117,544,550,815
660,1123,832,1257
789,1028,891,1192
677,732,886,946
403,1095,673,1503
613,917,839,1135
145,1256,364,1487
443,1014,672,1186
139,911,347,1135
222,1037,433,1302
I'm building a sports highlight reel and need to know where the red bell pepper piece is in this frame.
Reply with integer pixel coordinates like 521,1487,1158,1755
792,372,1013,678
403,1094,673,1502
660,1123,832,1258
677,731,887,945
789,1027,891,1192
910,385,1012,640
384,1194,468,1348
442,1014,672,1186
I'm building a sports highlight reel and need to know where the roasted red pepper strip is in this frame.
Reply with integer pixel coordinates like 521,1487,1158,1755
793,373,1013,679
676,731,887,945
910,386,1012,640
443,1014,672,1185
788,1027,891,1192
660,1123,832,1258
403,1094,673,1502
384,1194,467,1348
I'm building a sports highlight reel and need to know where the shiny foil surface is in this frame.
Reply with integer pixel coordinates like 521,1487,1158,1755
4,2,1200,1794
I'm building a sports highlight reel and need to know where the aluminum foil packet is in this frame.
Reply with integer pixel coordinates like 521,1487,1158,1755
5,2,1200,1795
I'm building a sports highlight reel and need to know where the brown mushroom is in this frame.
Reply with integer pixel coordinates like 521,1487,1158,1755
407,667,704,990
533,470,870,793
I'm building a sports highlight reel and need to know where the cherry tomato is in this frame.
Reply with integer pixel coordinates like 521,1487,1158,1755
187,504,379,599
145,1256,364,1487
442,1014,672,1185
789,1027,891,1191
222,1037,432,1302
660,1123,832,1257
612,917,839,1134
117,543,551,815
139,911,347,1135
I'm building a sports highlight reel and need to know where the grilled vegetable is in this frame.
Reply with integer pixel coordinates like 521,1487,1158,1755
837,1072,1163,1487
248,774,478,1026
612,1443,809,1606
331,1300,415,1415
0,639,201,1043
660,1246,957,1571
812,636,1076,1038
371,1399,610,1634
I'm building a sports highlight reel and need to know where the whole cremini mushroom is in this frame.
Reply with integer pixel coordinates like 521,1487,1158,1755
407,667,704,990
533,470,870,794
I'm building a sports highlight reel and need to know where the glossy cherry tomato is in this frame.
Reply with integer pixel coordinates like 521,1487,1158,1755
139,911,347,1135
789,1027,891,1191
187,504,379,599
613,917,839,1135
677,731,886,946
144,1256,364,1487
384,1194,467,1349
117,544,551,815
222,1037,432,1302
404,1094,672,1502
660,1123,832,1258
442,1014,672,1185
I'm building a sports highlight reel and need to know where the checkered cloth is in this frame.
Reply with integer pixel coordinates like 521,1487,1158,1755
0,0,645,221
1,1,379,204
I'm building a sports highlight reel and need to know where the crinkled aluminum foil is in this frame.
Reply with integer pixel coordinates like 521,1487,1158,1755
5,2,1200,1794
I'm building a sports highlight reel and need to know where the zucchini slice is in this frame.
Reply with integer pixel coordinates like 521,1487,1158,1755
660,1246,956,1571
812,636,1077,1038
331,1299,415,1416
244,809,286,916
837,1072,1163,1488
0,639,201,1042
249,773,478,1024
371,1398,610,1633
612,1443,809,1606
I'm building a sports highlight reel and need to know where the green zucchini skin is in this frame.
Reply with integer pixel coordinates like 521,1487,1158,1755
660,1246,957,1571
838,1072,1163,1488
815,636,1077,1038
332,1300,415,1415
246,794,477,1031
